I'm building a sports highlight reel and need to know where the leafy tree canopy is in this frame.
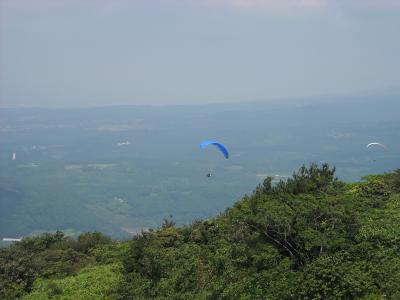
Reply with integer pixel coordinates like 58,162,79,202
2,164,400,299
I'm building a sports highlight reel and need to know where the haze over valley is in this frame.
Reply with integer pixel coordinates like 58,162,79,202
1,93,399,239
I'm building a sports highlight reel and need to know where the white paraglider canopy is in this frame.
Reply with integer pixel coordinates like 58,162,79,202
366,142,387,150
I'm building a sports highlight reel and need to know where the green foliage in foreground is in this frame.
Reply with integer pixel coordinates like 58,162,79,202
21,264,122,300
1,164,400,299
0,232,125,299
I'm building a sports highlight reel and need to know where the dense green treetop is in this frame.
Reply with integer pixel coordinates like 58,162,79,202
1,164,400,299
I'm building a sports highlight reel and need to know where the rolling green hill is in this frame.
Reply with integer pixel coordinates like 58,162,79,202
2,164,400,299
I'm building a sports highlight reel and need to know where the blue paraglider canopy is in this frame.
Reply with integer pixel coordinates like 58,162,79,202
200,140,229,159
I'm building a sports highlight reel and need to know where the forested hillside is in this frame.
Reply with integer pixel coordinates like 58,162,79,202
2,164,400,299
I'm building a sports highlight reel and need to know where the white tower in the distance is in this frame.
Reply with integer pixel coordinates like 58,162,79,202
12,152,16,160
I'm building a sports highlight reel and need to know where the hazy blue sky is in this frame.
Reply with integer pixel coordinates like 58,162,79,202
1,0,399,107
